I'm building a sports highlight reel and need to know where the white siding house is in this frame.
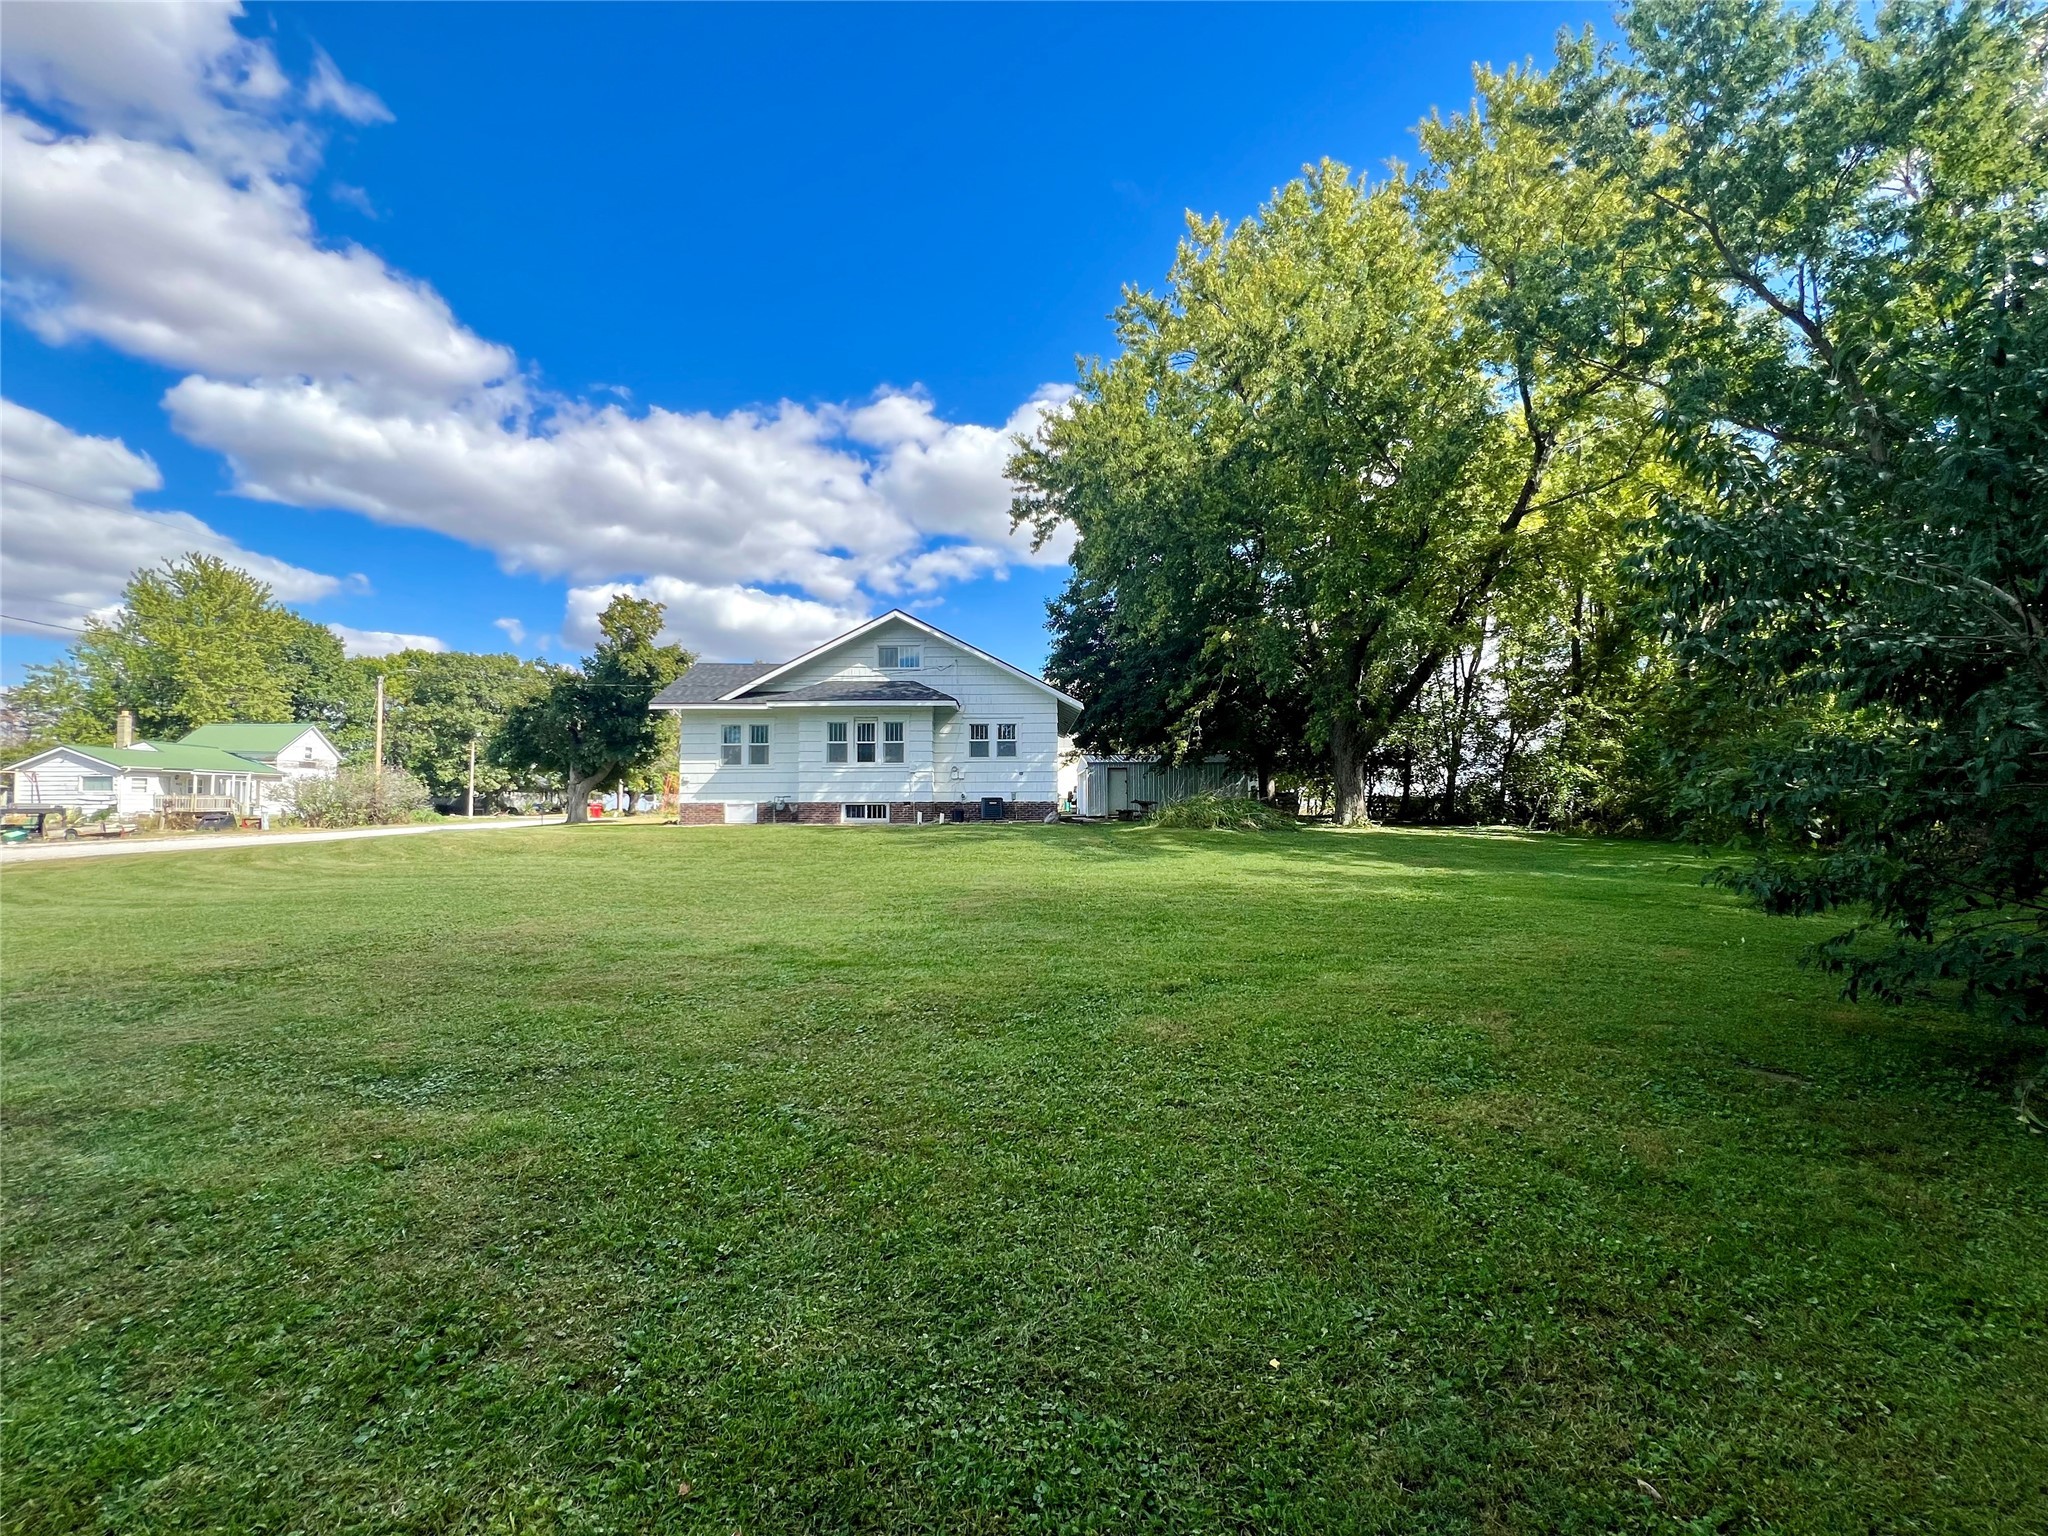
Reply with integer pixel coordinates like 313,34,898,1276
2,724,338,820
651,611,1081,824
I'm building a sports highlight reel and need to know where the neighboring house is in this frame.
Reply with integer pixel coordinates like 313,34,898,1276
178,723,342,790
651,610,1082,824
1059,754,1255,819
2,720,340,819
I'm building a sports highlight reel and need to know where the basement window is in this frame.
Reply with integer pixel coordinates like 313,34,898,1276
842,803,890,822
826,721,848,763
720,724,742,765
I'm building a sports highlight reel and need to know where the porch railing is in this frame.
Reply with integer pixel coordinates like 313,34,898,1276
157,795,251,814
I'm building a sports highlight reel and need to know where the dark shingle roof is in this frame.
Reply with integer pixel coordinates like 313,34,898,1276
651,662,779,706
744,680,959,705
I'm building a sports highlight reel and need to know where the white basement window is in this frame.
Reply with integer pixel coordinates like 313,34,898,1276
883,721,905,763
826,721,848,763
877,643,921,670
856,721,877,763
968,723,990,758
720,724,742,765
748,723,771,764
996,723,1017,757
842,802,890,822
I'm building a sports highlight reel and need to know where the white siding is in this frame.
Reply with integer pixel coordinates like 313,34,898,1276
8,750,121,816
672,617,1064,808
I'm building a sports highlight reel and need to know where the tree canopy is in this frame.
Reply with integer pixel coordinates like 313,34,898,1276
492,595,690,823
9,555,367,746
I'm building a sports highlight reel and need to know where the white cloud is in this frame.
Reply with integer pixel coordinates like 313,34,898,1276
304,48,391,126
563,578,867,661
0,1,1075,661
492,616,527,645
0,397,339,635
164,378,1066,599
0,115,515,404
328,623,446,658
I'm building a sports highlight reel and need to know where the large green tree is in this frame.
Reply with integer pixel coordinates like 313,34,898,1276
368,650,552,808
1561,0,2048,1023
10,555,365,743
1015,68,1656,822
491,595,689,823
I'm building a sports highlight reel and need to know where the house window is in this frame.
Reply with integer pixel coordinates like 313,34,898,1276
720,725,743,765
883,721,905,763
842,803,891,822
826,721,848,763
996,724,1017,757
855,721,877,763
877,643,921,670
748,723,771,764
968,723,990,758
82,775,113,792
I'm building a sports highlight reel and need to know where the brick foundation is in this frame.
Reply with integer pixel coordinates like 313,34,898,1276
673,799,1062,825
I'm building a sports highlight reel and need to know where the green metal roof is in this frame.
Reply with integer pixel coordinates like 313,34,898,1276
30,742,285,776
178,723,321,755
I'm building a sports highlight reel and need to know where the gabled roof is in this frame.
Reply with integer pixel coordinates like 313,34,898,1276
750,680,959,705
651,610,1082,722
5,742,286,776
179,723,333,757
650,662,778,708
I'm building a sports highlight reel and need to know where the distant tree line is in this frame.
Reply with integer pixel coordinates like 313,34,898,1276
1012,0,2046,1023
6,555,689,825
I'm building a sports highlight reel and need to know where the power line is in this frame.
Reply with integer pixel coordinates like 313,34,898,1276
0,613,90,635
0,473,158,518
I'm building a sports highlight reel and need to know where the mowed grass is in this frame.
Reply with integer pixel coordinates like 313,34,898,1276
2,824,2042,1535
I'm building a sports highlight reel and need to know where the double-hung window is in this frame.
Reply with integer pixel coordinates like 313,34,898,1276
877,643,921,670
968,723,990,758
720,724,743,765
82,775,113,792
883,721,905,763
826,721,849,763
747,723,771,765
855,721,878,763
996,724,1017,757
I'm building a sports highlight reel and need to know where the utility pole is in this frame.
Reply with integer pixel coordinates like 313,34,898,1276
466,737,477,818
373,674,386,786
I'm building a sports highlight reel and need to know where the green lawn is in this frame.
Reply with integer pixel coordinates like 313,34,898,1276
3,824,2041,1534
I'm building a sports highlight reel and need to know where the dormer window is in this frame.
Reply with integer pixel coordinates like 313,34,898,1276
877,643,921,671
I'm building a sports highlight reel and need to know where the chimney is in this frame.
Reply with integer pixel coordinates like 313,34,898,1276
115,708,134,749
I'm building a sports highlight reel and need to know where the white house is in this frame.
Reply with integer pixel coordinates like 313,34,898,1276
651,611,1082,824
2,721,340,820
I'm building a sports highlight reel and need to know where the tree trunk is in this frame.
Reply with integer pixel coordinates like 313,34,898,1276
563,765,608,823
1441,624,1490,823
1331,714,1374,826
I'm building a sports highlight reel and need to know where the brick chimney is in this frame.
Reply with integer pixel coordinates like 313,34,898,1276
115,708,134,748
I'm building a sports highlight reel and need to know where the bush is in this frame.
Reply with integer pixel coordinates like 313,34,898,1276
288,765,437,828
1148,794,1297,831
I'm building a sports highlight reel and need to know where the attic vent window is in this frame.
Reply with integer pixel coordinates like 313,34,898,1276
878,644,920,670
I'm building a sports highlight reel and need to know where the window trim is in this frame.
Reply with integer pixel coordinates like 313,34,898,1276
720,724,743,766
968,722,990,758
855,720,878,764
877,643,921,671
883,719,905,763
841,802,891,823
825,720,848,764
747,722,771,765
996,723,1018,758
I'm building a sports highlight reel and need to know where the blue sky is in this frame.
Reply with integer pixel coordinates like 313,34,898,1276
1,1,1609,685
